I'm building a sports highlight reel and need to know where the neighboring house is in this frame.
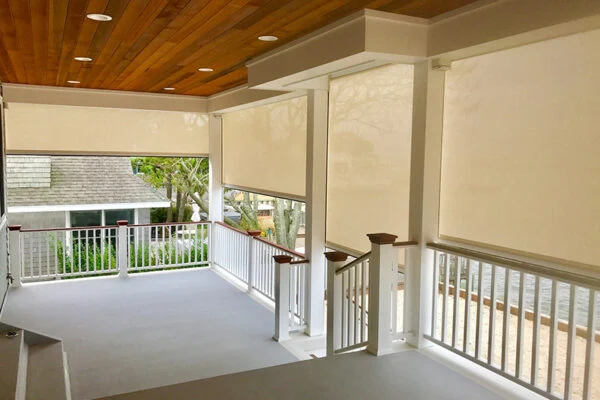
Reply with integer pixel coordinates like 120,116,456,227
6,156,170,229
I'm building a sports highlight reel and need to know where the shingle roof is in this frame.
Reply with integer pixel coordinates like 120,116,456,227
7,156,169,207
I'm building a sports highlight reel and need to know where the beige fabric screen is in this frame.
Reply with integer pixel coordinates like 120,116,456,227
440,29,600,268
5,103,209,156
327,64,414,253
221,96,307,199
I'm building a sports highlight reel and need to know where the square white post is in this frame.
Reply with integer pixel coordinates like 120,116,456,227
366,233,397,356
405,61,446,348
209,114,223,269
246,230,261,293
117,220,129,278
8,225,22,287
325,251,348,357
273,255,292,342
305,89,329,336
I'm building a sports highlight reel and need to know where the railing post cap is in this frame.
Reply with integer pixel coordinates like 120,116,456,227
8,225,22,231
247,230,262,237
117,220,129,226
324,251,348,262
367,233,398,245
273,255,293,264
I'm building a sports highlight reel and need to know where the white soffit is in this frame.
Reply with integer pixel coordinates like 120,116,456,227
2,83,208,113
246,9,428,91
207,85,306,114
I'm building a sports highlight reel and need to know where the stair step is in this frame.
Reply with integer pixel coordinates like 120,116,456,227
0,329,25,399
26,342,70,400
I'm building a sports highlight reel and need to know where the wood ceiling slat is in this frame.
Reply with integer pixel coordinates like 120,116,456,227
8,0,37,83
30,0,49,85
0,0,479,95
0,2,20,82
82,0,155,86
55,0,92,85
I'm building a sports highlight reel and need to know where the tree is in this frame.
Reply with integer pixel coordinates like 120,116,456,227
132,157,304,251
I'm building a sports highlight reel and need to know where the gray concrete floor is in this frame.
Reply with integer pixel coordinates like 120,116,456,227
103,349,504,400
1,269,298,400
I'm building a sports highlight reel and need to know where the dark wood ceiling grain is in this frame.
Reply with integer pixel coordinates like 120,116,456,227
0,0,478,96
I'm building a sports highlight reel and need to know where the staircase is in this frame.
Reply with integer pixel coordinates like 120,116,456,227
0,323,71,400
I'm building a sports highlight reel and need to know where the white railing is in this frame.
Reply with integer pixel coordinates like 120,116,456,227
253,237,304,301
426,243,600,400
16,225,120,281
127,222,210,272
332,252,371,353
213,222,250,283
326,234,418,356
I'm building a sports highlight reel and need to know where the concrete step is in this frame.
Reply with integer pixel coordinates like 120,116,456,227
0,328,27,400
26,341,70,400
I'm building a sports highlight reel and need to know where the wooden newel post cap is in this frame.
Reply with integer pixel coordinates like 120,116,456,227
367,233,398,245
117,220,129,226
273,255,293,264
247,230,262,237
8,225,22,231
324,251,348,262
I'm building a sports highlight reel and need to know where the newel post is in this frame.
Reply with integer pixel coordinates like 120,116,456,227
325,251,348,357
366,233,398,356
273,255,292,342
117,220,129,278
8,225,22,287
246,230,261,293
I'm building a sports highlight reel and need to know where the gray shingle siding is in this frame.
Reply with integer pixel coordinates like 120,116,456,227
7,156,169,207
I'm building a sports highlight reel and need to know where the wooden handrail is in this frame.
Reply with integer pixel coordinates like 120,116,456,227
254,236,306,259
427,242,600,290
336,251,372,275
129,221,211,228
393,240,418,247
21,225,118,233
290,259,310,265
214,221,249,236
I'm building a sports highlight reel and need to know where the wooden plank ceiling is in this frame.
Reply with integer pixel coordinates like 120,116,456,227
0,0,477,96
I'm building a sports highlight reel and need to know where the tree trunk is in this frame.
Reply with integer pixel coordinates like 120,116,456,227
273,199,289,248
178,192,187,222
165,180,173,223
286,201,303,250
175,190,183,222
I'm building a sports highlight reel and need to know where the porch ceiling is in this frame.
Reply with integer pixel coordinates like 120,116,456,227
0,0,477,96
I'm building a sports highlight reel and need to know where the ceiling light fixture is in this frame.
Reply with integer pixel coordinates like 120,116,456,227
163,87,175,91
198,68,214,72
87,13,112,21
74,57,92,62
258,35,278,42
67,80,80,84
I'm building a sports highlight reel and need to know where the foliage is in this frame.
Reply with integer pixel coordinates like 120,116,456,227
151,204,193,223
53,235,118,278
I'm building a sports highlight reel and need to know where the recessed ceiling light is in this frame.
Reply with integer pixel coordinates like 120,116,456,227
67,80,80,84
87,13,112,21
163,87,175,91
258,35,278,42
74,57,92,62
198,68,214,72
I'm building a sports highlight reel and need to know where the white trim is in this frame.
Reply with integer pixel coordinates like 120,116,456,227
8,201,170,213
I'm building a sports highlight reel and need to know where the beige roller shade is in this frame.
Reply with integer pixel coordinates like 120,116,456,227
440,29,600,268
222,96,307,199
5,103,209,156
327,64,414,254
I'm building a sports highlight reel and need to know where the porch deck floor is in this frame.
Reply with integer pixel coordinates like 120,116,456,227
1,269,298,400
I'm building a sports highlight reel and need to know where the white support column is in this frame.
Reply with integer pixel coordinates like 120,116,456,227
325,251,348,357
366,233,398,356
305,88,329,336
404,60,446,348
8,225,22,287
117,220,129,278
247,230,261,293
208,114,224,223
273,254,292,342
